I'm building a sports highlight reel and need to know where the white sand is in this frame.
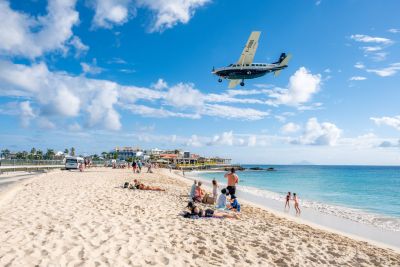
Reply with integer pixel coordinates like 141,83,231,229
0,167,399,266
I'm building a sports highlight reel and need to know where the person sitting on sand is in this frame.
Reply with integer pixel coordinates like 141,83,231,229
133,179,165,191
228,196,241,212
216,188,228,209
285,192,291,209
193,181,204,202
189,180,197,199
293,193,301,214
186,202,239,219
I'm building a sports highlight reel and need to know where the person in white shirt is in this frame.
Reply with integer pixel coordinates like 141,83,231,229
216,188,228,209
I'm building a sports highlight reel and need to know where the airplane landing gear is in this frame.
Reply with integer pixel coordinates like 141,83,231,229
240,80,245,86
218,78,222,83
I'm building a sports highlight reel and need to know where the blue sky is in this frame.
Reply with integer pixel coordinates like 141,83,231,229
0,0,400,164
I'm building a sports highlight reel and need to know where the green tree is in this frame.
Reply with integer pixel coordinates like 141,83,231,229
1,149,10,159
36,150,43,160
30,147,36,155
64,148,69,155
45,149,55,160
70,147,75,156
101,151,108,159
113,152,119,160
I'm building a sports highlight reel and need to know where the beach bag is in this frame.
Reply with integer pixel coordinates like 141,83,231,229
123,182,129,188
202,194,215,204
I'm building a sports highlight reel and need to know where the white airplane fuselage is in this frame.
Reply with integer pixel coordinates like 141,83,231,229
213,62,287,80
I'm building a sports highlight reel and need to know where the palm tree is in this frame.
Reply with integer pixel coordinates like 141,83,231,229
70,147,75,156
64,148,69,155
45,149,55,160
36,150,43,160
1,149,10,159
101,151,108,159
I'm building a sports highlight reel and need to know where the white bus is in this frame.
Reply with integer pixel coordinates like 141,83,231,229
65,156,84,170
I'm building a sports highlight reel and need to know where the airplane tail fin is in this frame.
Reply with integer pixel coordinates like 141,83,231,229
274,53,292,77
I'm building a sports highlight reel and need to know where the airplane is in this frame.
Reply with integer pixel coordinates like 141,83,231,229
212,31,292,88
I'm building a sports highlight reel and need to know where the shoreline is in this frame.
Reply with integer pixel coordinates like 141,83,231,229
0,167,399,266
186,170,400,252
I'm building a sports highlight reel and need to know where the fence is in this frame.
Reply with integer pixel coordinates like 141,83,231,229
0,159,64,166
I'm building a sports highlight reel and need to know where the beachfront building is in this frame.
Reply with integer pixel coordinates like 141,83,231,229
113,147,149,161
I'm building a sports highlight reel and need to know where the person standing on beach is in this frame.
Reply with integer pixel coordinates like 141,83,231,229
293,193,301,214
190,180,197,199
285,192,291,209
212,179,218,201
224,168,239,198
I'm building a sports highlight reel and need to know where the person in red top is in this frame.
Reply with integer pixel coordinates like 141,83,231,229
224,168,239,198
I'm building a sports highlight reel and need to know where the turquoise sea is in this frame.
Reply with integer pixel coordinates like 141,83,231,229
195,165,400,232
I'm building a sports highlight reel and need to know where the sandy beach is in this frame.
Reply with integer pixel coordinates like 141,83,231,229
0,167,399,266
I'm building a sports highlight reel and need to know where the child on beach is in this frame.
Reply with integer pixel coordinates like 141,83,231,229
285,192,291,209
212,179,218,201
228,196,241,212
216,188,228,209
293,193,301,214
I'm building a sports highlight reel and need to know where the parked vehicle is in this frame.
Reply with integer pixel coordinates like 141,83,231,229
65,156,84,170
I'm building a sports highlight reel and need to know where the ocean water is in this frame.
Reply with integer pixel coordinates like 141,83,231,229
194,165,400,232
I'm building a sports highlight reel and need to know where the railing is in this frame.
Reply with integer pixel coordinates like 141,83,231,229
0,159,63,166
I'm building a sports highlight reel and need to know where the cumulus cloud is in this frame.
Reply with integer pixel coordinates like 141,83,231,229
295,118,342,146
164,83,204,108
151,78,168,90
266,67,321,107
0,0,81,59
281,122,301,134
91,0,133,28
202,104,269,120
136,0,210,32
371,115,400,131
388,28,400,34
349,76,367,81
366,63,400,77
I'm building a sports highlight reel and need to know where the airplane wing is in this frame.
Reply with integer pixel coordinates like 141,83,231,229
237,31,261,66
228,79,241,88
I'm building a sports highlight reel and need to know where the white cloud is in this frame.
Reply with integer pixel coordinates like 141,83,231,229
366,63,400,77
354,62,365,69
350,34,393,45
91,0,133,28
164,83,204,108
186,134,202,147
266,67,321,107
19,101,35,128
209,131,234,146
151,78,168,90
371,115,400,131
136,0,210,32
388,29,400,33
349,76,367,81
81,59,104,75
0,0,80,59
361,46,382,52
295,118,342,146
202,104,269,120
281,122,301,134
69,36,89,56
126,104,200,119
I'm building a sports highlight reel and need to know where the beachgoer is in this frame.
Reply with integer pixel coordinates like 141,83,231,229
224,168,239,198
228,196,241,212
293,193,301,214
189,180,197,199
216,188,228,209
132,161,137,173
193,181,204,202
137,160,142,173
133,179,165,191
186,202,239,219
285,192,291,209
147,163,153,173
212,179,218,201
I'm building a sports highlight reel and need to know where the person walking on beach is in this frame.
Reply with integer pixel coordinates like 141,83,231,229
224,168,239,198
212,179,218,201
293,193,301,214
285,192,291,209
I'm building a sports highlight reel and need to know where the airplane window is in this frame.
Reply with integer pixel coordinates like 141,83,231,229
246,64,249,66
251,64,255,66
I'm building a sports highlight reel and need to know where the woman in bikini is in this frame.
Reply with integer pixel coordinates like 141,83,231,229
293,193,301,214
186,202,239,219
133,179,165,191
